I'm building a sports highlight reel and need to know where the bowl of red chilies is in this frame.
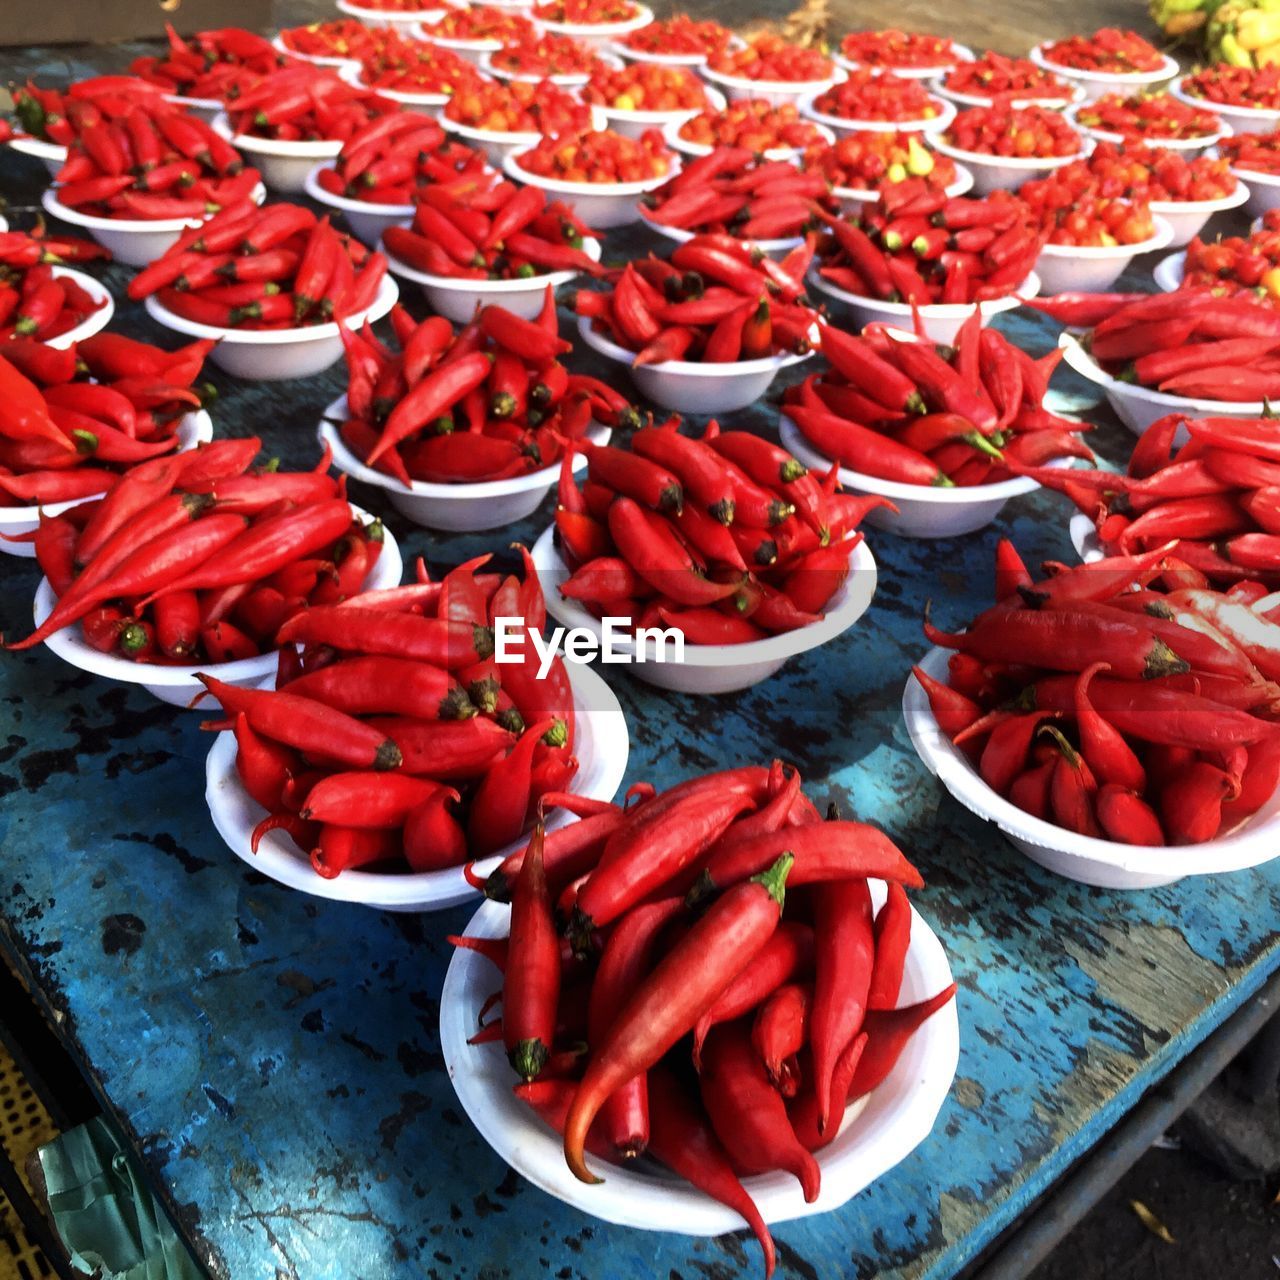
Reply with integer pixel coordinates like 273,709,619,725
203,554,629,911
904,541,1280,889
9,441,402,707
440,764,958,1276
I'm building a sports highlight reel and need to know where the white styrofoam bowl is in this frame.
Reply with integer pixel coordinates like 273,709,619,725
592,85,726,141
1169,75,1280,131
808,267,1040,345
577,313,812,415
929,76,1084,111
212,112,343,195
382,229,601,321
833,42,974,82
480,48,625,88
533,524,877,693
604,33,744,68
1152,249,1184,293
797,87,955,136
1058,328,1266,437
336,0,445,29
41,183,266,269
6,132,67,176
318,396,609,529
442,882,957,1226
1148,183,1250,248
341,66,451,108
831,166,973,215
904,645,1280,888
1225,161,1280,218
442,106,608,164
413,29,515,66
700,63,840,109
929,134,1085,195
31,503,401,707
1033,215,1175,295
1027,44,1180,103
638,207,802,259
164,94,222,123
205,658,628,910
531,3,653,50
0,410,212,559
664,115,835,162
304,160,416,247
779,416,1043,540
273,31,361,71
144,273,399,381
1062,100,1228,156
503,147,674,228
40,266,115,348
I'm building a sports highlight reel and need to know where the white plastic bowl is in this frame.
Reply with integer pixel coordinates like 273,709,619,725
503,147,674,228
41,266,115,348
144,273,399,381
929,76,1084,111
1152,250,1184,293
205,658,628,910
318,395,609,529
1034,215,1175,295
833,42,974,82
31,502,401,707
442,880,957,1224
304,159,415,247
532,3,653,50
414,30,513,66
212,112,342,195
929,135,1085,195
41,183,266,269
577,313,812,415
1027,44,1179,103
1226,161,1280,218
0,410,212,559
592,85,726,141
797,88,955,136
904,645,1280,888
604,34,743,68
382,228,601,321
831,166,973,215
6,132,67,176
700,63,840,110
441,106,606,163
779,416,1044,539
638,207,802,259
163,94,222,124
272,31,360,71
341,67,450,108
1058,329,1266,437
336,0,445,29
1062,101,1228,156
808,267,1040,345
1148,183,1250,248
480,49,625,88
533,524,877,693
664,115,836,162
1170,75,1280,131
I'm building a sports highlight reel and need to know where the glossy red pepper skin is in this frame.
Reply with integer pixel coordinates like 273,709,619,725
848,984,957,1101
502,825,561,1080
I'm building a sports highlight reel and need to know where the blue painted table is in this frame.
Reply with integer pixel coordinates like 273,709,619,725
2,48,1280,1280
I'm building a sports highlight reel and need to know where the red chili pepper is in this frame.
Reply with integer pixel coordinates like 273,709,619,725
1095,783,1164,845
786,403,948,487
847,984,957,1101
866,882,912,1011
1072,662,1147,792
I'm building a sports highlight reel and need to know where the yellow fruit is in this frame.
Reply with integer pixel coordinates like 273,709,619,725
1262,266,1280,296
1258,37,1280,59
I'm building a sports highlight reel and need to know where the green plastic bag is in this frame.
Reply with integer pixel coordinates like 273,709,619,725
38,1116,203,1280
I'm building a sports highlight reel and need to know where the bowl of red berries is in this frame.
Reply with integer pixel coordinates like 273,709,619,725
931,104,1085,194
667,100,834,161
1066,92,1228,155
801,133,972,213
798,71,955,136
701,33,841,108
931,52,1083,110
530,0,653,49
607,14,735,67
1215,130,1280,217
834,29,973,81
1028,28,1178,103
580,60,725,139
1171,67,1280,132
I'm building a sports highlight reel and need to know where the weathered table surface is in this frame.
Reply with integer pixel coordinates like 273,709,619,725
3,12,1280,1280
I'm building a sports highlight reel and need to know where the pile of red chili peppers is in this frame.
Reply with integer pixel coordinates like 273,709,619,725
221,64,399,144
783,315,1092,486
7,438,388,665
204,546,578,872
455,764,952,1278
0,333,211,509
126,201,386,329
552,420,877,643
11,76,173,146
917,540,1280,845
336,295,625,484
0,228,111,341
129,24,287,102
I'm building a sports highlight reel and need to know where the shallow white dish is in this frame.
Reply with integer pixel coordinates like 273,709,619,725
1152,250,1184,293
593,85,726,141
533,524,877,693
1034,216,1174,295
318,396,608,530
638,207,802,260
779,416,1042,539
1169,75,1280,131
31,503,400,707
663,115,835,162
1027,45,1179,103
212,112,342,195
304,160,416,247
7,132,67,176
929,135,1084,195
904,645,1280,888
578,313,812,415
441,882,957,1223
41,266,115,349
336,0,445,29
929,77,1083,112
442,107,607,164
833,43,974,82
700,63,840,109
797,88,955,137
1226,161,1280,218
532,4,654,50
808,267,1039,346
503,147,673,228
831,166,972,215
1149,183,1250,248
145,274,398,381
382,230,601,322
480,49,625,89
1062,101,1227,156
205,659,628,910
1058,328,1265,437
604,34,744,68
0,410,211,559
272,32,361,71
